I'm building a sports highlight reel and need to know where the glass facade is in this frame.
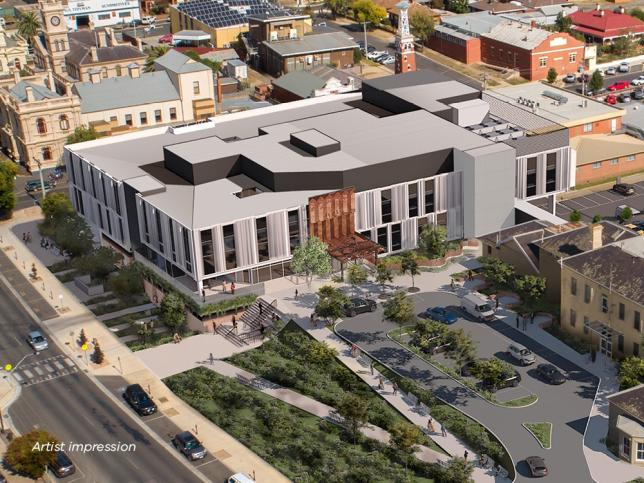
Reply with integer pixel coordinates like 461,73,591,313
200,229,215,275
288,210,300,253
408,183,418,217
169,219,177,262
391,223,401,251
256,217,269,262
381,189,392,224
377,226,388,251
182,229,192,272
546,152,557,193
155,210,164,252
526,157,537,197
223,224,236,270
424,179,434,214
142,205,150,243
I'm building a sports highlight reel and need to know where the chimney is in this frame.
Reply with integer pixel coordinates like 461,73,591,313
216,72,222,103
90,46,98,63
595,3,600,11
105,28,114,46
13,69,20,85
128,64,140,78
136,38,143,53
25,86,34,102
590,223,603,250
89,70,101,84
98,31,107,48
619,6,625,14
65,82,73,96
46,69,54,90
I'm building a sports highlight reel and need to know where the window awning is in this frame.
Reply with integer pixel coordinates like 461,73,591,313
586,320,623,338
327,233,384,264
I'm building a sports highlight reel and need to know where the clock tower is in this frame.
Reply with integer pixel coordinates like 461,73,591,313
39,0,70,75
394,1,416,75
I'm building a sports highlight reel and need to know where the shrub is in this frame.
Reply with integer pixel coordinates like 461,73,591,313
618,356,644,390
569,209,582,222
108,263,144,300
5,430,58,478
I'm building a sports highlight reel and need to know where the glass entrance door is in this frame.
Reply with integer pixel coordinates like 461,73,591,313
600,336,612,358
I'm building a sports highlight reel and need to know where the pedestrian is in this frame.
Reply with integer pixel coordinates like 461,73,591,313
450,279,455,290
209,352,214,365
427,417,435,434
378,375,385,390
392,382,398,396
22,233,26,241
464,450,469,461
370,360,374,375
232,314,237,333
222,281,227,293
351,343,357,357
441,423,447,437
495,297,500,310
468,269,473,281
202,289,206,303
40,237,44,248
311,312,317,328
260,324,265,335
516,314,520,329
531,311,535,324
231,281,236,295
295,288,299,300
259,302,263,316
26,232,31,243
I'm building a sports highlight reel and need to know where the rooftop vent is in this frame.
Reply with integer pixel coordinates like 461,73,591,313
542,90,568,104
290,129,340,157
234,187,264,199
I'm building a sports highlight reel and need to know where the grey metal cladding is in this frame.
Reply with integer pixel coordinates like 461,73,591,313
504,128,569,157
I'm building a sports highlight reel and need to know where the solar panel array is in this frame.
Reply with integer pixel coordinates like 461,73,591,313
177,0,288,29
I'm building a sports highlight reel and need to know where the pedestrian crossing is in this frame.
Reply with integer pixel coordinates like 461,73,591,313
12,354,78,386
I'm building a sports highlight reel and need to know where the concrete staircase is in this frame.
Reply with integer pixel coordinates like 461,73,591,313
215,299,279,346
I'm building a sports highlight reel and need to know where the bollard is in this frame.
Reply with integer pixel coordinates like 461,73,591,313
49,290,53,300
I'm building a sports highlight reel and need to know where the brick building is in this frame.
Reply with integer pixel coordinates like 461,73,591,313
571,134,644,186
429,12,500,65
570,6,644,44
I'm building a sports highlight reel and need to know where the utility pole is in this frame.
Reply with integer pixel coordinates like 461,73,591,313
480,73,488,91
362,20,369,55
33,158,47,199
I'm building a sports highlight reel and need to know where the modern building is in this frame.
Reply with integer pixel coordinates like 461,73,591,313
570,6,644,44
0,27,28,75
607,385,644,467
571,134,644,185
560,234,643,358
63,0,140,30
170,0,288,48
270,67,360,103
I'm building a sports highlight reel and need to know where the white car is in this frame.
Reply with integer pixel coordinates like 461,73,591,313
367,50,385,60
618,62,630,73
380,55,395,65
141,16,156,25
631,76,644,86
605,66,617,75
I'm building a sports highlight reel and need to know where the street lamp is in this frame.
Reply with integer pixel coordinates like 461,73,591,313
32,157,47,199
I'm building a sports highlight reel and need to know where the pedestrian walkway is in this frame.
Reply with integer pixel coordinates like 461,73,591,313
96,302,157,321
12,354,78,387
206,360,444,464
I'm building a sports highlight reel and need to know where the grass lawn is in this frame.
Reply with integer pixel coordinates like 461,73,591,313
503,394,539,408
227,322,444,454
522,422,552,449
166,368,438,483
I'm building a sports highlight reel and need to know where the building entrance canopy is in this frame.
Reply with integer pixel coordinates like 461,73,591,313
327,233,383,264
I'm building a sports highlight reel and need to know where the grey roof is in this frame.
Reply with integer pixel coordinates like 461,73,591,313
73,72,179,113
66,44,145,66
308,65,361,88
9,81,60,102
434,24,473,41
263,32,358,57
154,49,210,74
272,70,326,99
609,385,644,422
480,220,553,246
440,11,504,36
200,49,239,63
227,59,246,67
482,20,551,50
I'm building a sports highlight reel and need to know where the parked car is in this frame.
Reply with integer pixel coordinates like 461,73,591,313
461,293,495,322
577,72,590,83
613,183,635,196
616,204,641,217
227,474,256,483
50,451,75,478
173,431,207,461
27,330,48,352
379,55,395,65
605,66,617,75
141,16,156,25
507,343,536,366
159,33,173,44
620,92,631,103
314,21,327,27
633,89,644,100
525,456,548,477
563,73,576,83
367,50,385,60
25,180,55,193
605,94,617,105
344,298,377,317
631,76,644,86
422,307,458,324
123,384,157,416
608,81,629,91
535,363,566,385
619,61,630,73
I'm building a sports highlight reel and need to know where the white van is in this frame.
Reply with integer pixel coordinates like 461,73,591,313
227,474,255,483
461,293,495,322
507,343,536,366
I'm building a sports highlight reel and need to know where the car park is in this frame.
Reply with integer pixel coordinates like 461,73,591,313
525,456,548,477
619,61,630,73
631,76,644,86
461,359,521,392
344,298,377,317
605,66,617,75
619,92,631,103
613,183,635,196
577,73,590,83
27,330,48,352
507,343,536,366
141,16,156,25
535,363,566,385
123,384,157,416
173,431,207,461
608,81,629,91
367,50,385,60
422,307,458,324
461,293,495,322
50,451,75,478
563,74,576,83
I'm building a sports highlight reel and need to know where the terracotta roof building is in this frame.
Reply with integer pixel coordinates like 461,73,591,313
570,6,644,43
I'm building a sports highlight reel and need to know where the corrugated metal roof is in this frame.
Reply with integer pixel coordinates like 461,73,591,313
263,32,358,56
9,81,60,102
482,20,550,49
154,49,210,74
272,70,326,99
571,134,644,166
440,11,503,36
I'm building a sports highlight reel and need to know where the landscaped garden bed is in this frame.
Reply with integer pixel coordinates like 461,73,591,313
543,323,589,355
166,368,444,482
522,422,552,449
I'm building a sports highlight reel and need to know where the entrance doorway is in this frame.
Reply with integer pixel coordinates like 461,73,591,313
600,336,612,358
76,15,90,28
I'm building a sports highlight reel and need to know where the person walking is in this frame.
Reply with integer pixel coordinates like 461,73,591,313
495,297,500,310
208,353,214,365
427,417,435,434
450,279,455,290
467,269,473,281
441,423,447,437
392,382,398,396
294,288,299,300
516,314,520,329
22,233,26,241
464,450,469,461
378,375,385,390
202,289,206,303
232,314,238,333
531,311,535,324
222,281,227,294
370,360,374,375
259,302,263,316
230,281,236,295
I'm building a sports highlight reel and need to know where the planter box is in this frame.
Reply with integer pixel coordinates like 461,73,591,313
74,275,105,296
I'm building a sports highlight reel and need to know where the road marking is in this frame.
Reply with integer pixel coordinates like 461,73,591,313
54,361,64,370
144,415,165,422
33,366,44,376
13,372,23,382
593,192,613,203
196,459,218,468
44,364,54,373
22,369,33,378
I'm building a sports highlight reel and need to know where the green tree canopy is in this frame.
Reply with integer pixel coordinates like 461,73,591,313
17,12,41,43
480,257,515,288
620,206,633,223
446,0,469,14
514,275,546,307
325,0,350,18
336,393,370,442
388,422,421,459
631,8,644,22
410,10,435,43
67,126,99,144
184,50,221,72
400,251,420,289
351,0,387,25
315,285,350,322
612,35,633,56
444,328,477,371
5,430,58,479
383,290,416,324
346,263,368,293
291,236,332,287
569,209,582,222
589,70,604,93
618,356,644,390
55,215,95,257
160,292,187,332
304,340,338,365
375,263,394,292
39,192,76,238
73,246,121,281
592,214,603,223
555,12,572,32
469,358,514,389
418,225,447,259
436,457,475,483
547,67,558,84
108,263,144,301
144,45,170,72
0,160,19,218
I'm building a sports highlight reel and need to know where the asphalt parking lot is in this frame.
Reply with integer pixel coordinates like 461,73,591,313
531,180,644,223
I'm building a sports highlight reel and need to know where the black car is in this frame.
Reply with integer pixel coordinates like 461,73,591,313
173,431,207,461
535,363,566,385
525,456,548,477
613,183,635,196
50,451,75,478
344,298,377,317
123,384,157,416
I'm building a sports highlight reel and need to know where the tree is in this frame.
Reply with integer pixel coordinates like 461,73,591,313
353,47,363,64
375,263,394,293
336,393,370,443
351,0,387,26
0,161,19,219
17,12,40,44
346,263,368,295
144,45,170,72
389,422,421,474
291,236,332,287
469,358,514,389
418,225,447,259
436,457,475,483
73,246,121,281
79,328,88,346
619,206,633,223
184,50,221,72
445,329,477,373
631,8,644,22
430,0,445,8
555,12,572,32
547,67,558,84
618,356,644,390
514,275,546,308
160,292,187,332
400,251,420,289
480,257,515,288
93,341,105,364
304,340,337,365
40,192,75,237
54,215,94,257
612,35,632,56
569,209,582,222
66,126,99,144
410,11,434,44
325,0,350,18
315,285,350,322
446,0,469,14
589,70,604,93
108,263,144,301
5,430,58,478
592,214,603,223
383,290,416,324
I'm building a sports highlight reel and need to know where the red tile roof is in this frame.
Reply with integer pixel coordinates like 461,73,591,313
570,9,644,39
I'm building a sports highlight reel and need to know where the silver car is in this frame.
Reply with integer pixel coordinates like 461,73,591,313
27,330,48,352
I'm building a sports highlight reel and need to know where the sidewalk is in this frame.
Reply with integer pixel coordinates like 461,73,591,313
207,360,444,464
0,211,290,483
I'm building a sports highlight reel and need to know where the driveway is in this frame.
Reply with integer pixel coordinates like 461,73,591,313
336,291,598,483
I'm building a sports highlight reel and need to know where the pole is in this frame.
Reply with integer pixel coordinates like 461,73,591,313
34,158,46,199
363,21,368,54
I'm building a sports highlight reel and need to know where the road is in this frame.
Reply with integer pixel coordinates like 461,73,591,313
0,251,205,483
337,291,598,483
14,172,69,211
562,64,644,95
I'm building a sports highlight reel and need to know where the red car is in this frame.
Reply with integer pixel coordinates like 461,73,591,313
608,81,629,91
159,33,173,44
605,94,617,105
